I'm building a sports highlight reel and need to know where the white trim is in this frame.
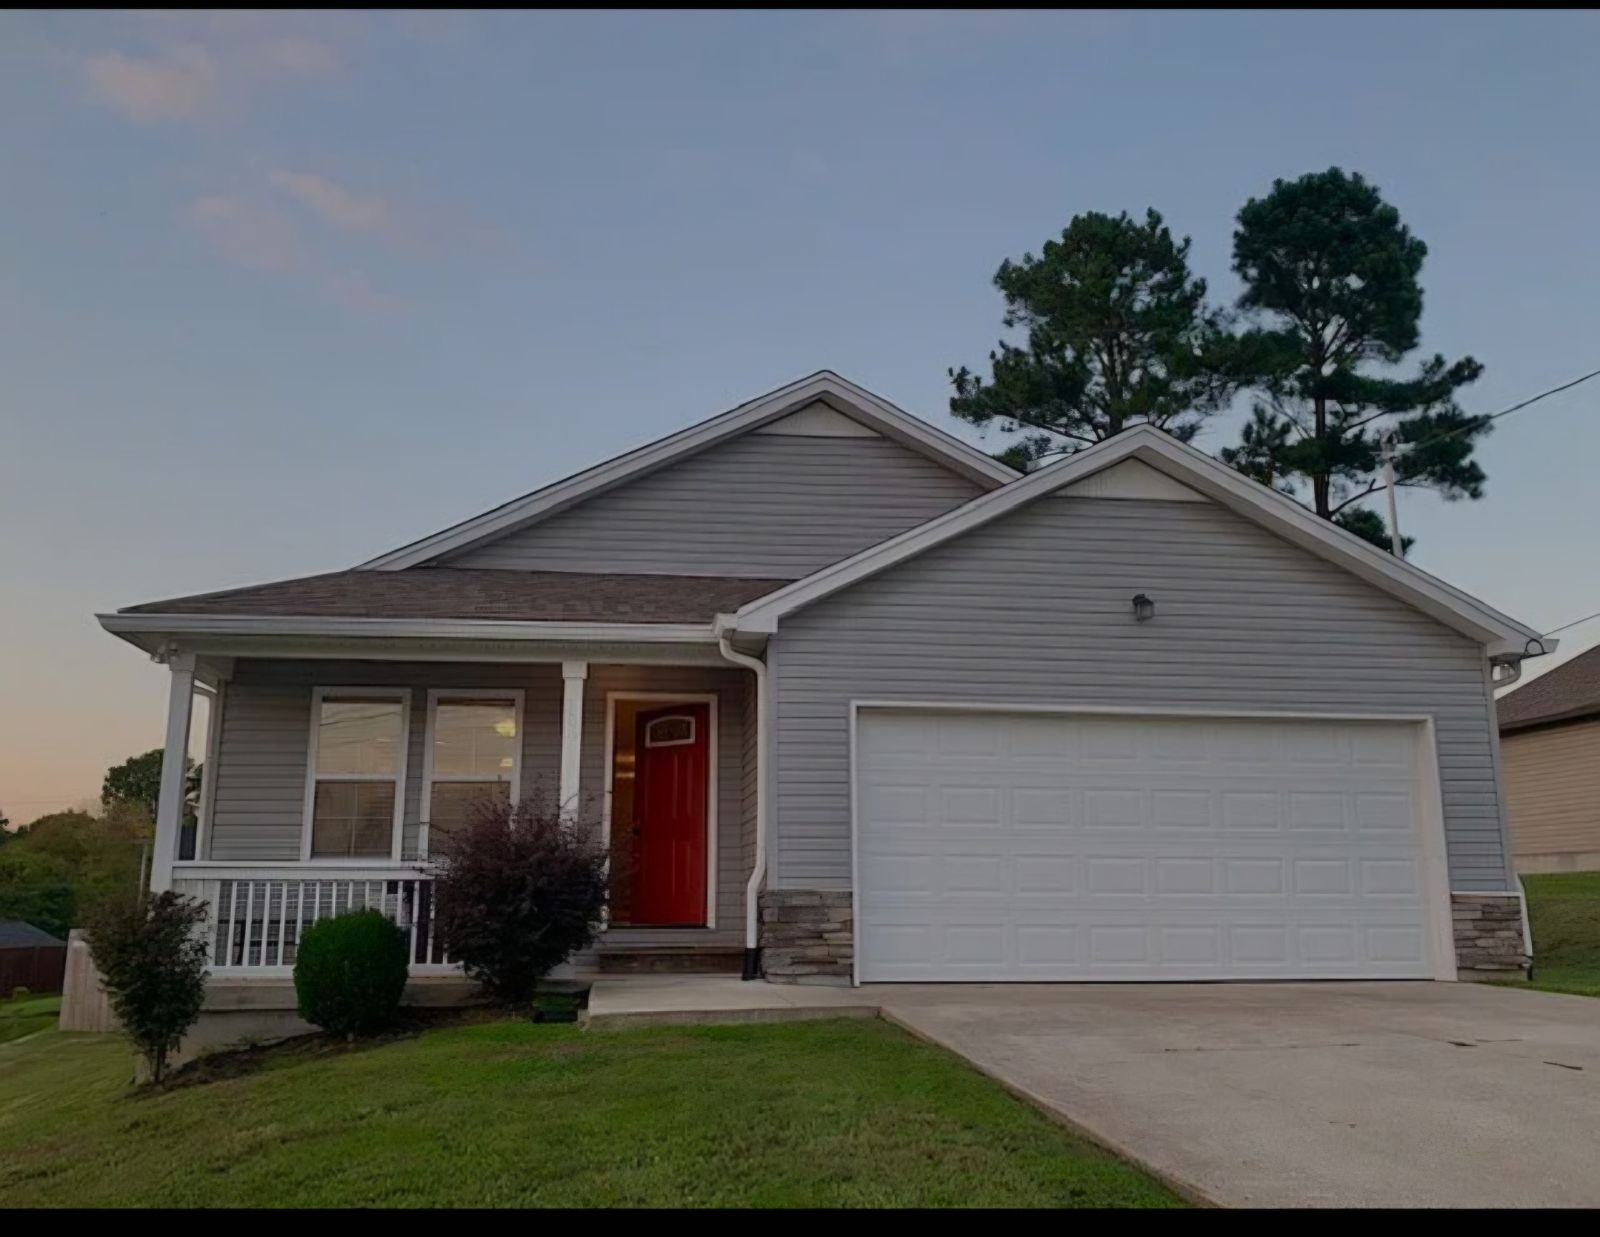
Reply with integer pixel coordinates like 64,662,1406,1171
99,613,716,645
418,688,525,860
732,426,1546,657
150,653,197,893
355,371,1016,571
846,699,1459,985
300,687,413,864
559,661,588,813
195,679,227,862
599,691,719,930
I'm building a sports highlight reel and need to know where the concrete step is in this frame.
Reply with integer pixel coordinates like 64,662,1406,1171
596,946,745,975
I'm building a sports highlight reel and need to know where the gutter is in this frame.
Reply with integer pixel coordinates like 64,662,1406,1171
716,625,768,980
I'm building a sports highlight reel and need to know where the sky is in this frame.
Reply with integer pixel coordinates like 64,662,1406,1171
3,9,1599,825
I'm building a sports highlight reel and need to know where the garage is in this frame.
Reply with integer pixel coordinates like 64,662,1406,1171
853,707,1453,982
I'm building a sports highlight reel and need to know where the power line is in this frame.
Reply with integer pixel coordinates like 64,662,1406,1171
1544,608,1600,638
1403,365,1600,455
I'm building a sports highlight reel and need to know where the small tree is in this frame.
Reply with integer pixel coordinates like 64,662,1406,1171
429,796,608,1005
86,890,209,1084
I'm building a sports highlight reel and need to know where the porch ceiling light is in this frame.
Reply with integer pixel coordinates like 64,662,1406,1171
1132,593,1155,622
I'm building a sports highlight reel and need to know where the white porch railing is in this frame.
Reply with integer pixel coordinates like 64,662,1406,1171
170,864,454,977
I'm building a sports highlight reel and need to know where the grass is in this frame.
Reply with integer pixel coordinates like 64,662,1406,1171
0,1015,1180,1208
1521,872,1600,997
0,994,60,1045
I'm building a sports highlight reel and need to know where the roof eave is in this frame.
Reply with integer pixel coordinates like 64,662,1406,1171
97,611,721,663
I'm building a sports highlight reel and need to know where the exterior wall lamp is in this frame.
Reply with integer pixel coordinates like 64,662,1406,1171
1132,593,1155,622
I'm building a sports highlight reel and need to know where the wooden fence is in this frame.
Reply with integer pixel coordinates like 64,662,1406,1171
1,943,66,996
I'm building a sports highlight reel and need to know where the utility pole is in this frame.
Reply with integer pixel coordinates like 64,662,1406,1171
1380,428,1403,559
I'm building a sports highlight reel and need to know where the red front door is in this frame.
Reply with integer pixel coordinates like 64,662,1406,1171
631,703,709,926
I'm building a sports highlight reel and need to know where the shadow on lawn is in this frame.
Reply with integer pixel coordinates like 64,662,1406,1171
155,991,587,1094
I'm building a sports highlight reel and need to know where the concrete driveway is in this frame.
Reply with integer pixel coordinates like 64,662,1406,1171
871,982,1600,1208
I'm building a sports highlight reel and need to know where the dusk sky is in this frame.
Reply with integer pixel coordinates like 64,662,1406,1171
3,9,1598,824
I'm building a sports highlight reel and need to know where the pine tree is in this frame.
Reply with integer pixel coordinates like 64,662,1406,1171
950,209,1230,470
1219,168,1486,550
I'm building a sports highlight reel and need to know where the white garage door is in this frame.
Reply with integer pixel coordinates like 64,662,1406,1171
855,709,1447,982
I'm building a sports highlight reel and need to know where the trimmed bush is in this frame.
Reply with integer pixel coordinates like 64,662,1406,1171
429,795,608,1005
86,890,209,1083
293,909,408,1037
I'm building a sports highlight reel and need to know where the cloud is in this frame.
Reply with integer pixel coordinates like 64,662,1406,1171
320,271,414,321
84,44,217,122
187,193,410,320
189,195,298,270
260,36,340,78
269,171,391,234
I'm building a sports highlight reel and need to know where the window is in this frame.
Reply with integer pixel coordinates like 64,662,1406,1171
644,715,695,747
422,690,523,852
303,689,409,860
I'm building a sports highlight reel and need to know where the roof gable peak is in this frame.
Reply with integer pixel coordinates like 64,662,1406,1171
358,371,1016,572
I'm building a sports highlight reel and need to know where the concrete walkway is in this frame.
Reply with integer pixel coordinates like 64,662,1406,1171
583,976,877,1029
874,982,1600,1208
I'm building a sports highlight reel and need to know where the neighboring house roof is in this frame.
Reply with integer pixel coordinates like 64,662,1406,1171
728,424,1548,660
118,568,789,625
1498,643,1600,733
0,920,64,949
356,370,1018,572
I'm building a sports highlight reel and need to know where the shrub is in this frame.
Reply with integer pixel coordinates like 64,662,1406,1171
86,890,209,1083
294,909,409,1038
429,795,608,1005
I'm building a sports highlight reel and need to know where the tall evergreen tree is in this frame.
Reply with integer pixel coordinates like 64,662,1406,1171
1219,168,1487,550
950,209,1230,471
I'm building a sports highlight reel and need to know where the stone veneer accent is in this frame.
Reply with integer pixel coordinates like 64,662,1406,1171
1452,893,1530,979
760,889,853,984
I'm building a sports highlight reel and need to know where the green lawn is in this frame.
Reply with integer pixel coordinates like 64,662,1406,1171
0,1016,1180,1208
1523,872,1600,997
0,994,60,1045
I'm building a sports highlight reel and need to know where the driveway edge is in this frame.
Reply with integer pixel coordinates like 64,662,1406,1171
878,1007,1222,1209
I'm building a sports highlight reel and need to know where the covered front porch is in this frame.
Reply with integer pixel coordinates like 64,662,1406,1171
103,611,767,983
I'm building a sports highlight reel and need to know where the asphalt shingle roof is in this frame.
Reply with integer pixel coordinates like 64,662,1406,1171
0,920,64,948
1497,643,1600,733
119,568,790,626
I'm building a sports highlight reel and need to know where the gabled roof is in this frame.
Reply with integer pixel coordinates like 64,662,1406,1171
1498,642,1600,733
358,371,1018,572
727,425,1549,659
0,920,64,948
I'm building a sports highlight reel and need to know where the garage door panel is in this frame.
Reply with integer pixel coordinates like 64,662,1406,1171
856,709,1440,981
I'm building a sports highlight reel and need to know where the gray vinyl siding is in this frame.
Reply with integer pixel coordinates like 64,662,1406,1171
440,432,985,578
207,661,564,863
770,494,1515,893
576,664,753,946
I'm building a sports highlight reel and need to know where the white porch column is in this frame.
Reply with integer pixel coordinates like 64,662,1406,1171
150,651,197,893
559,660,588,814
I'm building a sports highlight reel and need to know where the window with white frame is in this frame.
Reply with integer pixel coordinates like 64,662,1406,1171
423,691,522,851
305,689,409,860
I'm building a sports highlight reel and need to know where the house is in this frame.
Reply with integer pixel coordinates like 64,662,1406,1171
1497,643,1600,873
99,371,1546,986
0,920,68,996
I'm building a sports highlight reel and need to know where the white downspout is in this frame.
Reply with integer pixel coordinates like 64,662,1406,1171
717,628,768,980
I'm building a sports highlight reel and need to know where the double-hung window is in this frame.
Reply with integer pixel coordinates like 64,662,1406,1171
303,688,410,860
422,689,523,853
